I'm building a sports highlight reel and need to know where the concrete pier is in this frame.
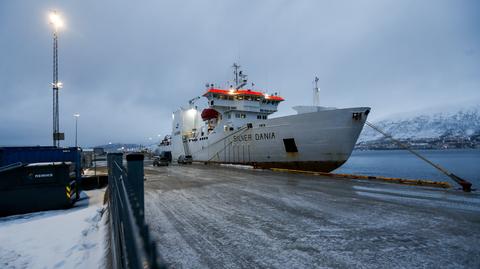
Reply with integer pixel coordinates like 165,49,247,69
144,163,480,268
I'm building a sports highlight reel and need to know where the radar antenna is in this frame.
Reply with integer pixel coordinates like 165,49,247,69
188,96,201,108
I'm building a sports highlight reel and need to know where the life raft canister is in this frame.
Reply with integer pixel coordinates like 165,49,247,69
201,108,219,121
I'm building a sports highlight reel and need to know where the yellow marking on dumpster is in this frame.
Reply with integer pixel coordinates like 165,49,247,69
66,186,71,199
269,168,451,189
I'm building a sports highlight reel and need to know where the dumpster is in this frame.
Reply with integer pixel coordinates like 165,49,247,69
0,146,82,200
0,146,82,180
0,162,75,216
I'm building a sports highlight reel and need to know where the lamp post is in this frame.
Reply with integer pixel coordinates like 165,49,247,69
49,10,64,147
73,113,80,147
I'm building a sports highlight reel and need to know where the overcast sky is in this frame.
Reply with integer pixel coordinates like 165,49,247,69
1,0,479,147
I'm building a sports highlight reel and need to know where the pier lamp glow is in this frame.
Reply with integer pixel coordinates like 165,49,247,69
49,11,64,29
187,108,197,118
52,81,63,89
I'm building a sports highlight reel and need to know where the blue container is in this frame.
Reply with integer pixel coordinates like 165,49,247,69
0,146,82,180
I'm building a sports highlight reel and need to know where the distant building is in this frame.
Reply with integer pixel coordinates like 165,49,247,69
81,150,94,168
93,147,105,155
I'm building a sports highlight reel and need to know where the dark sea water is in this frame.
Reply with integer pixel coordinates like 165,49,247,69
334,149,480,188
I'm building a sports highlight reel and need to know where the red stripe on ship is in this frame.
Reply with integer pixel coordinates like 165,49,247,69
204,88,284,101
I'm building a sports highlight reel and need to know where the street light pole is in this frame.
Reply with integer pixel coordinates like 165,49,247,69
49,10,64,147
74,114,80,147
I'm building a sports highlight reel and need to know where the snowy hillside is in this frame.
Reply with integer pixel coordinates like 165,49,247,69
359,103,480,142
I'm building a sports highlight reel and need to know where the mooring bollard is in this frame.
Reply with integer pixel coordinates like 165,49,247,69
126,153,145,214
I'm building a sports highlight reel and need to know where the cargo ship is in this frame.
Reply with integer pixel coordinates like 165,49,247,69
156,64,370,172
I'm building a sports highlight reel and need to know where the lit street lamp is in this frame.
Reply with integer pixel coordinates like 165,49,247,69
49,11,64,30
49,10,65,147
73,113,80,147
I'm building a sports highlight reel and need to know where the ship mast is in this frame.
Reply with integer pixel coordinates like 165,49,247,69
233,63,240,86
313,76,320,106
232,63,248,89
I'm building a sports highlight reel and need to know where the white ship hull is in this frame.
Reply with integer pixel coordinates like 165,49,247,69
159,107,369,172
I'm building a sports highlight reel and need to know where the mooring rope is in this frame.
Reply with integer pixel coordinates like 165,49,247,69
365,121,472,192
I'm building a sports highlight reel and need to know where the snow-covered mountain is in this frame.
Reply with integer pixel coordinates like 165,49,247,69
359,103,480,142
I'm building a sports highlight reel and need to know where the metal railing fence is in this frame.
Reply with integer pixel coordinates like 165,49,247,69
107,153,164,269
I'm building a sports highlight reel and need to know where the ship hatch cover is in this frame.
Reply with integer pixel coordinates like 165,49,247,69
283,138,298,153
201,108,219,121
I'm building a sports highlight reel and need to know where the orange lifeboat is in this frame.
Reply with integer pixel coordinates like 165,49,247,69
201,108,219,121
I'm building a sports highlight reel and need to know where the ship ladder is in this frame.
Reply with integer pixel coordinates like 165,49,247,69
207,126,250,163
182,135,192,156
365,121,473,192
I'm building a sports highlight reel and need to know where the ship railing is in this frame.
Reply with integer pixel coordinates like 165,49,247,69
206,125,251,162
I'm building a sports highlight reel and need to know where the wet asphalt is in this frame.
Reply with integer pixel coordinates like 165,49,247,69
144,163,480,269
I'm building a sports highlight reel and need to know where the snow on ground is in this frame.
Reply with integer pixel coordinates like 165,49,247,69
0,189,107,269
219,163,254,170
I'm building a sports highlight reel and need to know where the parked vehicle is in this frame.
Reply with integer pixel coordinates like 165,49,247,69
160,151,172,163
153,155,169,166
177,155,193,164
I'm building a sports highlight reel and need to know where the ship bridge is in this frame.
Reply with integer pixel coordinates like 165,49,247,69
173,64,286,143
201,87,284,133
203,88,283,116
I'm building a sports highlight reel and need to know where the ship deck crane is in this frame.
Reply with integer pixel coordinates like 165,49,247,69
188,96,201,108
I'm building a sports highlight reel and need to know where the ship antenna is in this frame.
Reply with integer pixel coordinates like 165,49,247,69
232,63,248,89
233,63,240,86
313,76,320,106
